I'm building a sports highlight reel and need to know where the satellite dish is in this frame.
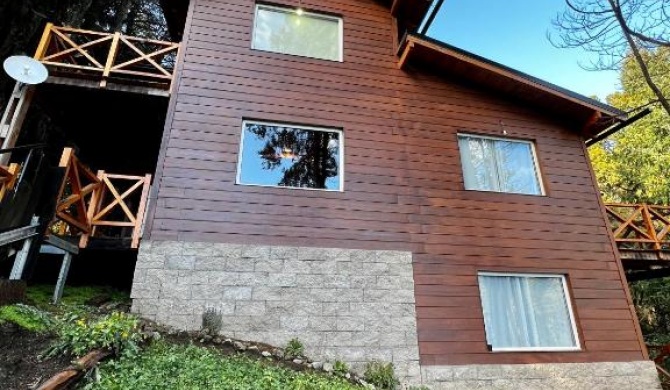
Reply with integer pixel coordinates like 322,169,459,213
3,55,49,85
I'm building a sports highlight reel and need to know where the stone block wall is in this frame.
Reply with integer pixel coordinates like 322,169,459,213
422,361,661,389
131,240,662,389
131,241,421,383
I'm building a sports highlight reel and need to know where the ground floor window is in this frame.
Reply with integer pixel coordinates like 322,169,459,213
237,121,343,191
478,272,580,352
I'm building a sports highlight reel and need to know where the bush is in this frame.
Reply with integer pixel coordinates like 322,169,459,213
364,361,399,390
82,342,362,390
0,304,53,333
47,311,143,358
284,337,305,358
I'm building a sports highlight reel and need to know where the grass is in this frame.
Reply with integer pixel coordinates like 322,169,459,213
80,342,363,390
0,304,54,333
26,285,130,308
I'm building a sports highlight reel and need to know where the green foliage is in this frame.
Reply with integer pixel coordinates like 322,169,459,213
81,342,362,390
408,386,431,390
590,48,670,204
364,361,399,390
631,278,670,345
0,304,54,333
27,285,129,308
284,338,305,358
47,311,143,358
333,360,349,377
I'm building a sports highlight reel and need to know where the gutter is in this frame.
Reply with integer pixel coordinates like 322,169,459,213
585,108,652,147
418,0,445,35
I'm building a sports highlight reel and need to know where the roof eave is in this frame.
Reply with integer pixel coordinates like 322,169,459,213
398,34,626,135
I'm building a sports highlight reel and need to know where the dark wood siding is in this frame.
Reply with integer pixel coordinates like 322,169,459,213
147,0,646,365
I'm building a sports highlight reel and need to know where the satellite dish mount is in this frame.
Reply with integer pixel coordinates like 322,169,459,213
3,55,49,89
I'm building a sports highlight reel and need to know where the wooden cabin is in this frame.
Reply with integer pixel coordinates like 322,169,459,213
1,0,663,388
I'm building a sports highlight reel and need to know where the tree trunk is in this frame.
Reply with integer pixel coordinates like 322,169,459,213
608,0,670,117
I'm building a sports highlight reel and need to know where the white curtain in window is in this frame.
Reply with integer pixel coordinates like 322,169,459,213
458,136,541,195
478,275,577,349
253,7,341,61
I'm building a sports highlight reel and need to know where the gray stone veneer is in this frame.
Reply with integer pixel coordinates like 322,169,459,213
131,241,661,389
130,241,421,383
422,361,661,389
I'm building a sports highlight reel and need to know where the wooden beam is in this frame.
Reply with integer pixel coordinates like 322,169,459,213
45,76,170,97
398,41,414,69
582,110,602,135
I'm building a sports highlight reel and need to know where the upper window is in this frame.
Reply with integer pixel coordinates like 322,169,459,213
252,4,343,62
458,134,543,195
237,121,343,191
478,273,580,352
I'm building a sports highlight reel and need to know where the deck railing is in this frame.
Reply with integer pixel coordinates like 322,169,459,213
51,148,151,249
606,204,670,252
34,23,180,91
0,163,19,202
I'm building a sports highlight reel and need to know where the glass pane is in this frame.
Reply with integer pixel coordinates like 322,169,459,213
494,140,541,195
253,6,341,61
458,136,499,191
239,122,342,190
458,135,542,195
479,275,577,349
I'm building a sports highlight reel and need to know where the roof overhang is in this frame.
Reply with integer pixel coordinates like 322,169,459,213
398,34,627,137
387,0,433,32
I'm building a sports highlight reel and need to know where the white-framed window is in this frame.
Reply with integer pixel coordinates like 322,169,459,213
478,272,580,352
237,120,344,191
251,4,343,62
458,134,544,195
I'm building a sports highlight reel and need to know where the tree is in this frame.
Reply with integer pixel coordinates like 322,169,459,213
589,48,670,204
552,0,670,116
590,48,670,346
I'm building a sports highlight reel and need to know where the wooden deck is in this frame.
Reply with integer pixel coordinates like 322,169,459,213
606,203,670,280
34,23,180,95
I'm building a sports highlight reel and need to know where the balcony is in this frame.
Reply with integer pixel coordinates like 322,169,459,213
34,23,180,96
606,203,670,279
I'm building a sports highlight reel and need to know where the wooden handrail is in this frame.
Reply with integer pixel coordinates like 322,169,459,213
606,204,670,252
34,23,180,90
80,172,152,249
50,148,152,248
0,163,19,202
52,148,101,234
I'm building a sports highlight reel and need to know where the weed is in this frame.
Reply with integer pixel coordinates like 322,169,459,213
201,307,222,334
284,338,305,358
333,360,349,376
364,361,399,389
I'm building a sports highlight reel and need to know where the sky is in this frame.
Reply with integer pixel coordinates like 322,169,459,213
425,0,620,101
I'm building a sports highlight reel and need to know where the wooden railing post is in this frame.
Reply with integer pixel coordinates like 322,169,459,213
642,204,661,251
101,32,121,88
33,22,54,60
132,174,152,248
0,163,19,202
